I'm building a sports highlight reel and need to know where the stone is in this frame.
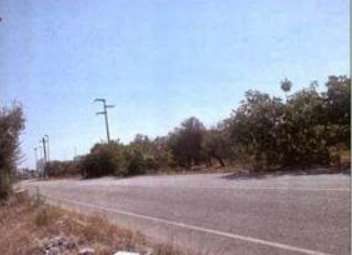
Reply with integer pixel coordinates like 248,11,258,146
65,239,76,250
113,252,140,255
79,247,95,255
46,247,60,255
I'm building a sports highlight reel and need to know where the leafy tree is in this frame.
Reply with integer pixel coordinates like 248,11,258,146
80,141,126,178
168,117,205,168
202,126,228,167
324,75,350,147
280,84,329,166
0,103,25,200
280,78,292,93
226,76,350,170
152,136,177,169
228,90,285,170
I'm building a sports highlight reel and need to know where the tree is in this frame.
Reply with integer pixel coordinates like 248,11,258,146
280,78,292,93
281,85,329,166
324,75,350,147
0,103,25,200
80,141,126,178
168,117,205,168
228,90,285,170
226,76,350,170
202,126,228,167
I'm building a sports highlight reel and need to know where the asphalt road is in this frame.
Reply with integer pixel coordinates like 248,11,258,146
23,173,350,255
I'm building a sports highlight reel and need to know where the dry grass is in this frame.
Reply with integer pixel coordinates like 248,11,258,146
0,193,188,255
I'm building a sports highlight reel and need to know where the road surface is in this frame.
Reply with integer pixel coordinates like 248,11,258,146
23,173,350,255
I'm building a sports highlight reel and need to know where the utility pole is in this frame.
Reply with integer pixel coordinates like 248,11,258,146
34,147,38,171
40,137,47,163
40,137,48,178
44,134,50,161
94,98,114,143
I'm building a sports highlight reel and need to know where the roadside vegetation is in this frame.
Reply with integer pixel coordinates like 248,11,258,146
0,103,25,201
43,75,350,178
0,192,186,255
1,75,350,191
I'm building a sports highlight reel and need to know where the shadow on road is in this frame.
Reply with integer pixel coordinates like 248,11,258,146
221,167,350,181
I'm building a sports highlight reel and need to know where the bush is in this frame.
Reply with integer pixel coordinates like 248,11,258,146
34,206,61,227
80,139,170,178
80,142,126,178
44,160,80,178
123,147,159,176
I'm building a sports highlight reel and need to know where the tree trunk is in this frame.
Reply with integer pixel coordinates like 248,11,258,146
212,152,225,167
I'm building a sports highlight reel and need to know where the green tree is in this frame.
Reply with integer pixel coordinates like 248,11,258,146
226,76,350,170
0,103,25,200
280,78,292,94
324,75,350,147
80,141,126,178
168,117,205,168
228,90,285,170
202,126,228,167
280,84,329,166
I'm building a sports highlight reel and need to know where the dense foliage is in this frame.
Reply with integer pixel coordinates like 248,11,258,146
46,75,350,178
44,160,80,178
227,76,350,170
0,104,25,200
167,117,205,168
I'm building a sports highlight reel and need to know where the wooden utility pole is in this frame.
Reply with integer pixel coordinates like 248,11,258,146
94,98,114,143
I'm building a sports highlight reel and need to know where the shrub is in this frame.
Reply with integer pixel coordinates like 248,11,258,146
44,160,80,177
34,206,61,227
123,147,158,176
80,142,127,178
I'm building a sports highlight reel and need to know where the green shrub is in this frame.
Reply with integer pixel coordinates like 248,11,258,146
44,160,80,177
80,142,127,178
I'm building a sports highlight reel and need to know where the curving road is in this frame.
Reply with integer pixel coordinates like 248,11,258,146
23,173,350,255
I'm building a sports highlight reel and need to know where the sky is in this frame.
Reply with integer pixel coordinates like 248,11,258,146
0,0,349,169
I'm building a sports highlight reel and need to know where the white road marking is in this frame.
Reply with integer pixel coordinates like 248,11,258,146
225,187,349,192
43,194,331,255
90,185,350,192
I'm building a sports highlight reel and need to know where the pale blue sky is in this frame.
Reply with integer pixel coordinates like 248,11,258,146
0,0,349,168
